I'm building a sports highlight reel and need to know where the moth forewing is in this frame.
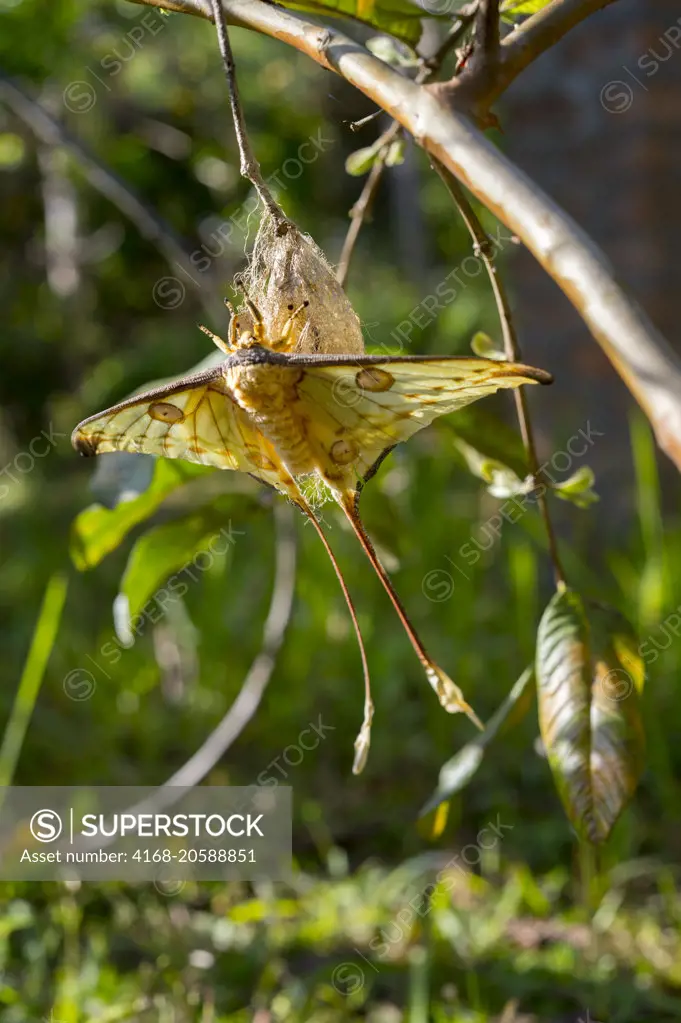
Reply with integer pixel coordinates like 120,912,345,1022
291,354,552,495
71,363,295,495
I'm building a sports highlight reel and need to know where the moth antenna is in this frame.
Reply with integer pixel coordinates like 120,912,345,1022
339,495,483,731
244,297,266,344
198,323,234,354
224,301,239,349
295,496,374,774
273,299,311,351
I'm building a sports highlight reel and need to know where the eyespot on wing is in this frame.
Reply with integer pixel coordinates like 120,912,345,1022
356,368,394,392
330,438,359,465
148,401,185,423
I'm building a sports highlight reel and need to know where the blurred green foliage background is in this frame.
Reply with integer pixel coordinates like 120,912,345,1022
1,1,681,1020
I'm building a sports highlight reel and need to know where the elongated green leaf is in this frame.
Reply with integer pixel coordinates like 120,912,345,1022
279,1,429,45
0,574,68,794
346,137,405,176
536,589,645,845
115,498,241,637
453,438,530,499
421,666,534,814
71,459,215,571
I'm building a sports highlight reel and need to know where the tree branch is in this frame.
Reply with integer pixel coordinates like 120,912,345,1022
502,0,619,74
423,3,479,71
124,0,681,472
446,0,500,117
471,0,500,78
433,0,620,114
336,124,397,289
487,0,621,108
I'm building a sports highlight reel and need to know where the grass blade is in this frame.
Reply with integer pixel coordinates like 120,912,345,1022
0,572,69,791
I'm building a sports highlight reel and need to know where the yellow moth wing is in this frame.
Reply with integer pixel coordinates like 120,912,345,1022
291,355,551,485
71,366,289,494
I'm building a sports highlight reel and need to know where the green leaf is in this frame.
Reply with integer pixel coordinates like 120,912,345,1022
470,331,506,361
346,137,405,176
441,406,529,483
484,462,530,499
452,438,530,499
114,497,241,641
0,132,25,170
442,411,597,510
70,459,215,571
501,0,551,17
279,0,433,45
0,574,69,794
345,145,382,176
553,465,599,508
421,666,534,814
536,589,646,845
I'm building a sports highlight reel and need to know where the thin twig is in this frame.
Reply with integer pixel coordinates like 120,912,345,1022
336,8,478,287
424,3,479,71
347,110,382,132
208,0,287,226
343,6,477,134
433,160,567,589
435,0,618,111
336,122,400,288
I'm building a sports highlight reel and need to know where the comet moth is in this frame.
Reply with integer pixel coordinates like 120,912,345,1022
72,219,551,772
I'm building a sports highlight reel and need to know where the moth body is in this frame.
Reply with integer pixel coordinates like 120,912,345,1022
226,361,316,479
